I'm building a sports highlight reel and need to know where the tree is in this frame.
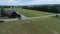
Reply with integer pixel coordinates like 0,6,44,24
0,7,5,17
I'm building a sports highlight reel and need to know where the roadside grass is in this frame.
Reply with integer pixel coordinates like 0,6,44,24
15,8,54,17
53,15,60,19
0,19,54,34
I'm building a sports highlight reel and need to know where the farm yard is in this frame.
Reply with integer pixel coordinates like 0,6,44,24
0,5,60,34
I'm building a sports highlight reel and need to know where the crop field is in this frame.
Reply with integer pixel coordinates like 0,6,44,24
15,8,54,17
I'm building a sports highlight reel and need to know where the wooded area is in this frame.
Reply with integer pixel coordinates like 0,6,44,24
22,4,60,13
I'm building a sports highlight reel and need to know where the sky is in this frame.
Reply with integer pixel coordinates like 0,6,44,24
0,0,60,5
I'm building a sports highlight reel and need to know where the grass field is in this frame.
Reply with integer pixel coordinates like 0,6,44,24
0,18,53,34
32,17,60,34
0,8,60,34
4,8,12,10
15,8,54,17
0,16,60,34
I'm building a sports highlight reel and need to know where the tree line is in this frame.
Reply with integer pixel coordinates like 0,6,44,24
22,5,60,13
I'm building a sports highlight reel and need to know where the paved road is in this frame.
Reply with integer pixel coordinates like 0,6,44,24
27,14,60,19
0,14,60,21
16,12,27,20
0,11,60,21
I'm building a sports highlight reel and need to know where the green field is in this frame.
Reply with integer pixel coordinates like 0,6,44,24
4,8,12,10
0,8,60,34
0,17,60,34
32,17,60,33
15,8,54,17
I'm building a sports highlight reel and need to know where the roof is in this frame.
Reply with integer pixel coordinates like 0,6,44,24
5,10,16,16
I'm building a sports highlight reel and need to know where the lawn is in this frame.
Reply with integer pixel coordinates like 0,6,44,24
0,16,60,34
0,18,55,34
15,8,54,17
4,8,12,10
29,16,60,34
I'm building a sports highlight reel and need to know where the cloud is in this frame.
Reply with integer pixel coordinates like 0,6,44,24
0,0,21,5
29,0,60,5
0,0,34,5
0,0,60,5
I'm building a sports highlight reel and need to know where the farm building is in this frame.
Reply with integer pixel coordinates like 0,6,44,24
0,6,21,18
5,10,21,18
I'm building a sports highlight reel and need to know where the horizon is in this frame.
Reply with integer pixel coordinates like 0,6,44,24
0,4,60,6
